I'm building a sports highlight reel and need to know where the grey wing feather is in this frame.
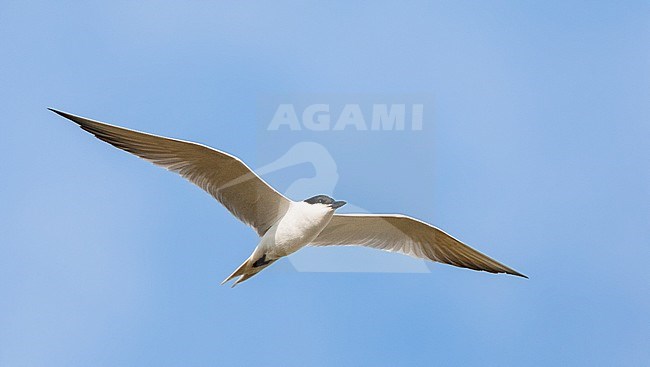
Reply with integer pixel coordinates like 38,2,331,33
50,108,290,236
311,214,527,277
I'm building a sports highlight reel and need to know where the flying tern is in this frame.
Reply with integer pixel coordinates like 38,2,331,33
50,108,527,286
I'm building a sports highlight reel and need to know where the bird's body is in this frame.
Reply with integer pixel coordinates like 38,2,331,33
50,108,527,286
223,200,337,285
262,201,336,258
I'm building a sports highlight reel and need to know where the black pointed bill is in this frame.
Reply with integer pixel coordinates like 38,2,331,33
330,200,347,209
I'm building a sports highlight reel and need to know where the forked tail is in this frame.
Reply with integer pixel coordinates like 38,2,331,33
221,253,275,287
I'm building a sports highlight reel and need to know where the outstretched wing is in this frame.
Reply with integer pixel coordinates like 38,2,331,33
50,108,290,236
311,214,526,277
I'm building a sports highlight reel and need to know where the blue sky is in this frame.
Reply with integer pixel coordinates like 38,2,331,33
1,1,649,366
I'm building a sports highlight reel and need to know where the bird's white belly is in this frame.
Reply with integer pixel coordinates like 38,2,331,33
260,202,333,258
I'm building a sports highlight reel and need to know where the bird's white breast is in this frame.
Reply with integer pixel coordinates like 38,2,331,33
260,201,333,258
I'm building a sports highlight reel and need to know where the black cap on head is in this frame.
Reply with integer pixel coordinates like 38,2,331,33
304,195,335,205
304,195,346,209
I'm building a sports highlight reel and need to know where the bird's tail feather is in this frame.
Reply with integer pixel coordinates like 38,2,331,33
221,255,268,287
221,259,249,286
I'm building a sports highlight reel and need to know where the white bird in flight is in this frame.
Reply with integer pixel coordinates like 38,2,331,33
50,108,527,286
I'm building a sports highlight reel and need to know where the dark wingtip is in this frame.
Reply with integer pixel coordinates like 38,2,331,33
510,270,528,279
47,108,84,126
48,107,71,119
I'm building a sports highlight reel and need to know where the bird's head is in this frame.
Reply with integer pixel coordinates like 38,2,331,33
304,195,346,210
